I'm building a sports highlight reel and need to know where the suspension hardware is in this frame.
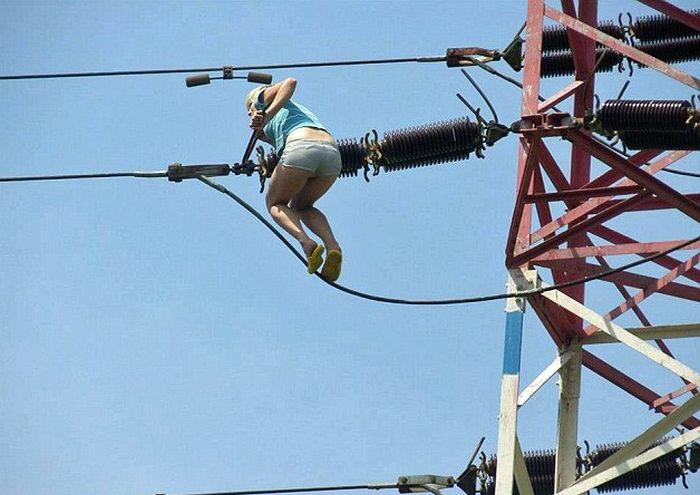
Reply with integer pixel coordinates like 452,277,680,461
255,145,274,193
446,47,501,68
484,122,510,147
501,36,523,72
167,163,231,182
230,160,257,176
362,129,383,179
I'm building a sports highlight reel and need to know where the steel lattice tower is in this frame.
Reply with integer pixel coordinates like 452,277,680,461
493,1,699,494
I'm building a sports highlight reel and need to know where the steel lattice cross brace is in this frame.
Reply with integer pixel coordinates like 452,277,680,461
495,1,699,495
495,269,700,495
511,269,700,387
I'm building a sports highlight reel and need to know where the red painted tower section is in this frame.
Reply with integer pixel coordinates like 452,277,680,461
506,0,699,436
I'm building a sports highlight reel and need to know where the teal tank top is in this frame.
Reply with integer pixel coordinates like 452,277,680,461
255,96,328,154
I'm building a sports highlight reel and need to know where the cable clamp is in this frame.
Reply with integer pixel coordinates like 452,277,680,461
362,129,383,180
397,476,455,494
484,122,510,147
167,163,231,182
255,145,276,193
446,47,501,68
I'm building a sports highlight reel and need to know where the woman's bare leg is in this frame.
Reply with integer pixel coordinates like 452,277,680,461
266,165,318,256
290,176,341,252
296,207,340,251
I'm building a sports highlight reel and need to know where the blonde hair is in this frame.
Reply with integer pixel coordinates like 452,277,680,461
245,85,268,110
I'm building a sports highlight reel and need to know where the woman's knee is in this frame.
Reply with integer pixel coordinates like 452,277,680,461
289,197,312,211
266,194,283,213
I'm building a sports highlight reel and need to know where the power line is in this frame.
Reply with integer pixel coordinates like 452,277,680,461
1,167,696,305
0,170,167,182
197,175,700,306
0,163,229,183
165,482,410,495
0,55,447,82
0,67,221,81
664,167,700,178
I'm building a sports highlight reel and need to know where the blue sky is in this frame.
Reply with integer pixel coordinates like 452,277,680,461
1,2,698,495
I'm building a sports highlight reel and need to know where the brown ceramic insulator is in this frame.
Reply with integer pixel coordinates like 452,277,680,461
542,20,624,53
621,129,700,150
633,9,700,42
540,47,623,78
634,36,700,66
598,99,693,132
379,117,481,172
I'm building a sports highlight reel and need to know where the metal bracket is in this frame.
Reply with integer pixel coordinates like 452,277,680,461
501,37,523,71
230,160,257,177
167,163,231,182
455,437,486,495
362,129,383,180
397,475,455,495
446,47,501,67
485,122,510,147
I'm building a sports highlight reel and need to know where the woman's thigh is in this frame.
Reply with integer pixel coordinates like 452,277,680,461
266,164,314,208
290,175,337,209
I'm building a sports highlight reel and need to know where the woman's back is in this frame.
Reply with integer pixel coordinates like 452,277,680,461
256,98,329,153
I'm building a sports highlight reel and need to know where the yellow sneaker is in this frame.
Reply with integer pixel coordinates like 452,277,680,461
307,244,325,274
321,250,342,282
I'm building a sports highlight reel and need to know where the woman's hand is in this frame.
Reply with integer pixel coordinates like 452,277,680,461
249,109,267,130
255,129,272,144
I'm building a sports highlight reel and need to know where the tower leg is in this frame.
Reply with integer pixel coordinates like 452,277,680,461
495,273,526,495
554,342,582,492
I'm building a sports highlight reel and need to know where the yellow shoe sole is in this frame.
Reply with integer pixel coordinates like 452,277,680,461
307,245,325,274
321,250,342,282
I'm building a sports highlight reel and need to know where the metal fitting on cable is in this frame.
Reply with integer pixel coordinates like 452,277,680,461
167,163,231,182
397,476,455,495
185,68,273,87
445,47,502,67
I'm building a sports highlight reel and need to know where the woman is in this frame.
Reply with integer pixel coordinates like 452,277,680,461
246,78,343,282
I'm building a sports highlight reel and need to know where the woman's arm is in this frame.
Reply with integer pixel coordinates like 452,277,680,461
259,77,297,119
250,77,296,132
